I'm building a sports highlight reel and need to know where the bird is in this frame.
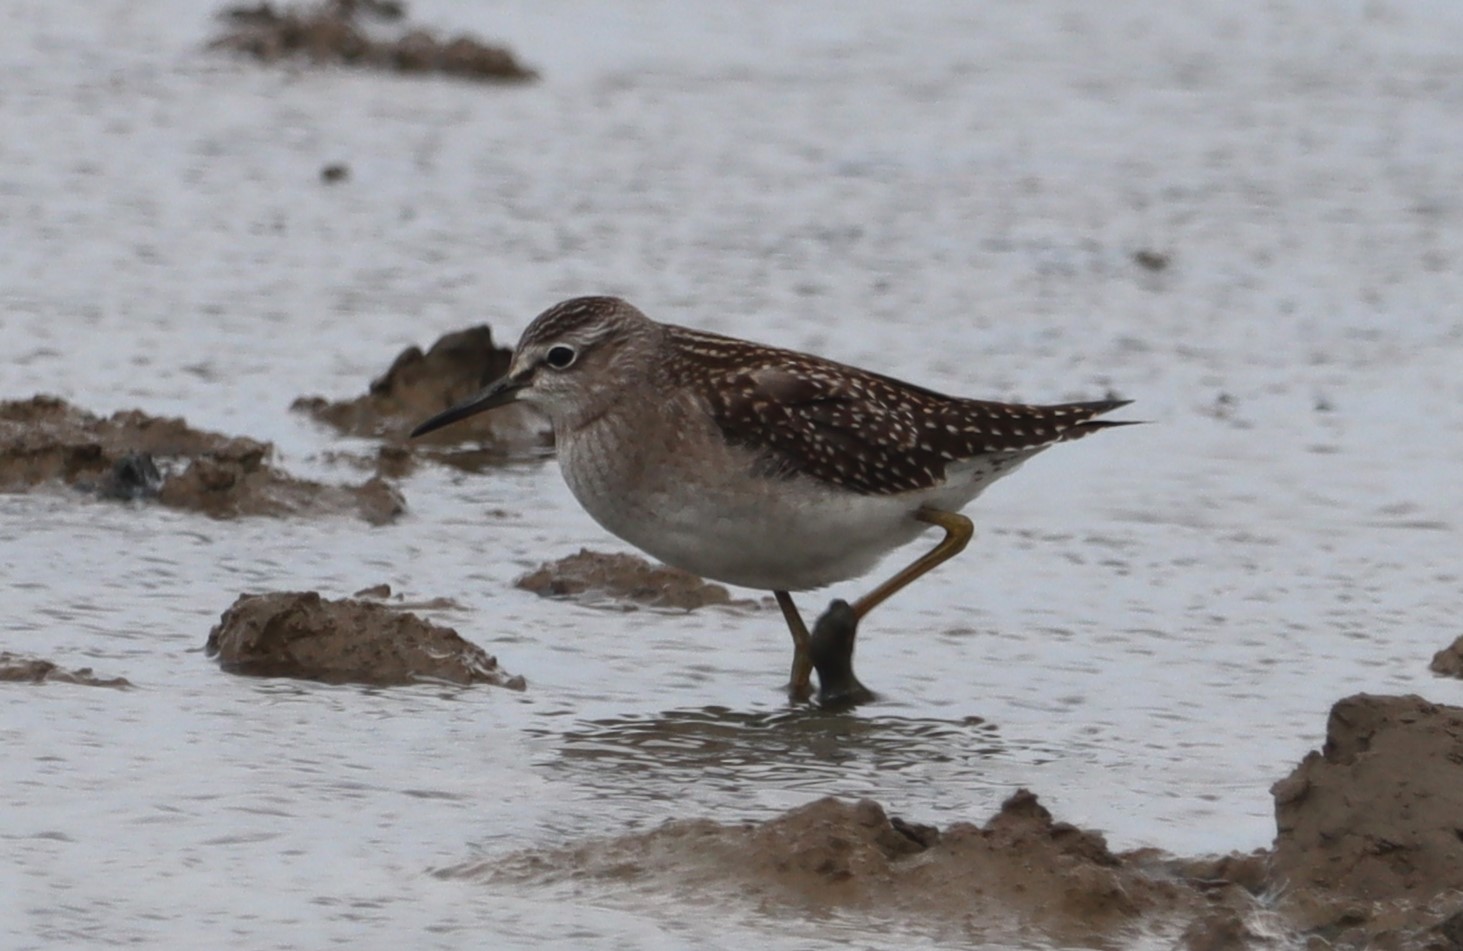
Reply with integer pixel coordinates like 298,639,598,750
411,296,1133,701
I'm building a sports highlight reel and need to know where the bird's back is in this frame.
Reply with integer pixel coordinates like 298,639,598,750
660,324,1130,497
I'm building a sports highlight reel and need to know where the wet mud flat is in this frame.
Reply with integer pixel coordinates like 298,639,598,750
453,693,1463,950
8,0,1463,947
1,321,543,515
0,324,545,693
11,378,1455,946
0,395,402,523
8,535,1460,951
7,319,1461,947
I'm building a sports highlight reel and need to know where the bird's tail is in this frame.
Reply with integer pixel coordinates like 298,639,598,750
1048,399,1139,441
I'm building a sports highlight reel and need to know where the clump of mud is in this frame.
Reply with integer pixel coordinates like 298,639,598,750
1132,248,1172,272
1430,635,1463,678
206,590,525,689
0,396,403,523
1271,693,1463,948
293,325,546,472
515,549,760,612
453,791,1253,948
0,652,131,688
210,0,538,82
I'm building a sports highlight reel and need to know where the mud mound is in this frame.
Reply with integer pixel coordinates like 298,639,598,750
206,590,524,689
1430,635,1463,678
292,325,546,471
465,792,1252,948
515,549,759,612
0,396,403,523
1271,693,1463,947
0,652,131,688
210,0,537,82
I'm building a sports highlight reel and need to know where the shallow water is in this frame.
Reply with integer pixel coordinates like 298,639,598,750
4,0,1463,947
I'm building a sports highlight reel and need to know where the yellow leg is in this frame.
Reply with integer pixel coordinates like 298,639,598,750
850,508,974,620
774,590,814,702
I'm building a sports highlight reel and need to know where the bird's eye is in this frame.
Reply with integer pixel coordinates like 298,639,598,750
544,345,577,370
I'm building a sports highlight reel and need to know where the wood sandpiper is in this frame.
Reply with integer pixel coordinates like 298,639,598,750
412,296,1133,701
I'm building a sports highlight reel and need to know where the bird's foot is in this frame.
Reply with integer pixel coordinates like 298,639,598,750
810,598,876,709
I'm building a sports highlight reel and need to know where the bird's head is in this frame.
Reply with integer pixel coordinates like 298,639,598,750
410,296,652,437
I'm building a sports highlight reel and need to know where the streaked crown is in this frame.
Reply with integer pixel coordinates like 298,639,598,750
504,296,660,424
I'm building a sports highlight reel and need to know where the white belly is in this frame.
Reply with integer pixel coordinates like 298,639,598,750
555,409,1013,592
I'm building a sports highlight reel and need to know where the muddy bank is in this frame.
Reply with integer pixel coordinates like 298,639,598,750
210,0,537,82
1431,635,1463,678
454,790,1251,948
0,396,402,523
1271,693,1463,948
516,549,761,612
0,652,131,688
293,325,547,472
450,693,1463,950
206,590,524,689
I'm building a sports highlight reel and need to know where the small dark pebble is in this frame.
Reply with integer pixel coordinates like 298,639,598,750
890,815,941,850
320,162,350,183
95,451,164,501
1438,907,1463,947
1133,249,1171,271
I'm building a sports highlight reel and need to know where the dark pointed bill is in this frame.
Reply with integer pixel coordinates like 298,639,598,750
409,375,527,438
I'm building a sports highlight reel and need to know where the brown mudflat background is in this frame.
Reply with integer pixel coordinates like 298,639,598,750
0,395,402,523
10,0,1463,946
206,590,525,689
450,693,1463,950
9,369,1461,946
